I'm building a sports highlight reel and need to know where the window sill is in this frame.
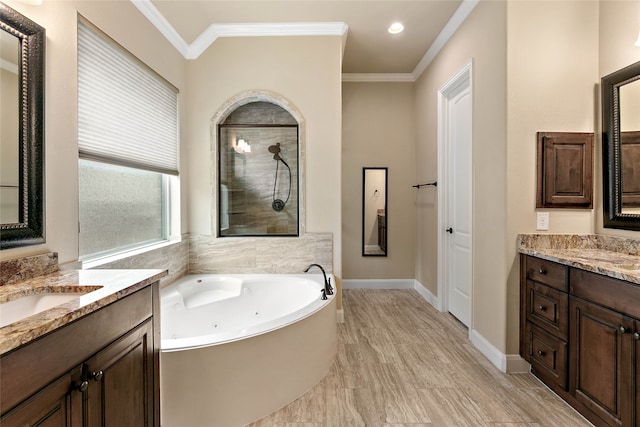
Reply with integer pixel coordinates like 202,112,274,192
80,237,182,270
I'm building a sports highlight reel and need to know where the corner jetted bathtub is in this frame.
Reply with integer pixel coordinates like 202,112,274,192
160,273,337,427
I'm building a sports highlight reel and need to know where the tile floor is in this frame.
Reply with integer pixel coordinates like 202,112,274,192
247,289,592,427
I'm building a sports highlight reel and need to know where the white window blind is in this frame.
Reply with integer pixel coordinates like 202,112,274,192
78,19,178,175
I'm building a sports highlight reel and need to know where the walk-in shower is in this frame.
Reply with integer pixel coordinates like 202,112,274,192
218,101,299,236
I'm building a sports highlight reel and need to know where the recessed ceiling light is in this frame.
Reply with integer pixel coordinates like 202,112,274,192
388,22,404,34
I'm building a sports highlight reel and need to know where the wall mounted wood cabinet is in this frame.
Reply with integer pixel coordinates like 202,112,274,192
536,132,593,209
520,255,639,427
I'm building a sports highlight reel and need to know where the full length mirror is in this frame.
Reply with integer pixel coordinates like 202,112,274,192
362,167,387,256
0,4,45,249
602,60,640,230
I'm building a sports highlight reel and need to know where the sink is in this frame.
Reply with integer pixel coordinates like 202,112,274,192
0,293,84,328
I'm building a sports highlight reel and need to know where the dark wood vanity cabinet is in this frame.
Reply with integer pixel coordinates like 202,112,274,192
520,256,569,390
520,255,640,427
569,297,633,426
0,284,160,427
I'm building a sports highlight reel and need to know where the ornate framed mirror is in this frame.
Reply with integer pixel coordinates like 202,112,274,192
602,60,640,230
0,3,45,249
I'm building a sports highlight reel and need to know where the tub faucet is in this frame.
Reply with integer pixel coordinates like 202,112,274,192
304,263,334,296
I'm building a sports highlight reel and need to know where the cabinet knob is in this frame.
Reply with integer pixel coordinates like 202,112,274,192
446,228,453,234
634,332,640,340
538,305,547,312
537,350,545,356
538,268,546,275
74,381,89,393
91,370,104,381
619,326,628,334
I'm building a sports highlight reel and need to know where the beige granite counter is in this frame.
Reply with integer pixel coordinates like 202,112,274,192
518,234,640,285
0,269,167,355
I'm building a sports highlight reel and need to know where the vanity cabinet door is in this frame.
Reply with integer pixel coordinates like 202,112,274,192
635,321,640,427
84,319,155,427
570,297,634,427
0,366,83,427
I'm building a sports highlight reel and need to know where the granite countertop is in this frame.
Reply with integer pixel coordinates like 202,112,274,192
0,269,167,355
518,234,640,285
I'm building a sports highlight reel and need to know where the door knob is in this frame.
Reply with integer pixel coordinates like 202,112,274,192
446,228,453,234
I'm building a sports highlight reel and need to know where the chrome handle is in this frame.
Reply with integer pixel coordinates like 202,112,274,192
538,268,546,275
620,326,628,334
74,381,89,393
91,370,103,381
538,305,547,312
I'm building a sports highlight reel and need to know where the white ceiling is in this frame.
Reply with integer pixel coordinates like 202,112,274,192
140,0,473,79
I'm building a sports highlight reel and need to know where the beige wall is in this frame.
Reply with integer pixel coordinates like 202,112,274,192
0,0,186,264
505,1,599,353
415,1,508,349
342,82,416,279
184,36,343,275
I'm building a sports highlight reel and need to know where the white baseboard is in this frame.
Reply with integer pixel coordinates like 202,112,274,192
413,280,441,309
342,279,415,289
469,328,529,373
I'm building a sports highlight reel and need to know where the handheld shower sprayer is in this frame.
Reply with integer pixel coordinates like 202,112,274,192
268,143,291,211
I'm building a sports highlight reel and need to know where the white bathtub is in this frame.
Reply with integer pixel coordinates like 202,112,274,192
160,273,337,427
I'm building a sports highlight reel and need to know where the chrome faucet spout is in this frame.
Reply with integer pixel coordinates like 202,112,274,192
304,263,334,296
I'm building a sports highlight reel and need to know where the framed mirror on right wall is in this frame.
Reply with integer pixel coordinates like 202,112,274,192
602,60,640,230
362,167,387,257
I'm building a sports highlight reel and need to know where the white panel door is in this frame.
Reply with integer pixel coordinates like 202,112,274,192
446,83,472,327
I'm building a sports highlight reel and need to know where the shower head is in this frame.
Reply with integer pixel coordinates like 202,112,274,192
268,143,282,161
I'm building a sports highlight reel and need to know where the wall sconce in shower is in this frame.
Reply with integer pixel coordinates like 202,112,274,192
232,137,251,154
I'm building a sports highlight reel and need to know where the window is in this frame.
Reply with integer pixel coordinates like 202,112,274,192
77,18,178,261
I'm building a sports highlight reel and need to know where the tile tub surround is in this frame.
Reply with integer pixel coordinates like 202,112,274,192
189,232,333,274
518,233,640,285
0,268,167,354
93,239,188,287
0,253,59,286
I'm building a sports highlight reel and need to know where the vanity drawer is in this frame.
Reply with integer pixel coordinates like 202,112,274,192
570,268,640,320
525,280,568,340
525,256,567,291
524,322,568,390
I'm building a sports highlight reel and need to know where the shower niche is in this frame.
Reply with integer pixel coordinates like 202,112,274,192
218,101,299,237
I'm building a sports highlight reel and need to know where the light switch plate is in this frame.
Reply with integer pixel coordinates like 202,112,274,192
536,212,549,231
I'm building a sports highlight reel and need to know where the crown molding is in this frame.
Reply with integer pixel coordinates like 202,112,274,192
189,22,349,59
131,0,348,60
342,0,478,83
412,0,479,79
131,0,477,79
130,0,190,57
342,73,415,83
